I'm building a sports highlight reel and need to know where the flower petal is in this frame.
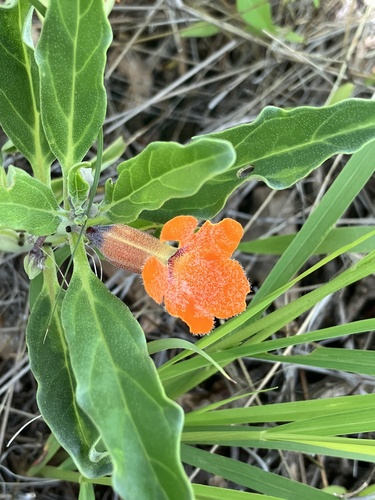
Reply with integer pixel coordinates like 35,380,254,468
160,215,198,246
193,219,244,259
163,250,249,334
142,256,168,304
199,260,249,318
165,297,215,335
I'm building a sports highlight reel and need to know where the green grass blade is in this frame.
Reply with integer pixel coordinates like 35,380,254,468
181,445,333,499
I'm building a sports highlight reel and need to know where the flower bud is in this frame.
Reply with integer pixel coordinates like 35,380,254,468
86,225,176,274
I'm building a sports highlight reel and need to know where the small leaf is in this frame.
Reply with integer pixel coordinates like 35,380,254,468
0,166,62,235
35,0,112,170
328,83,355,105
52,137,126,205
282,30,304,44
0,0,54,176
237,0,276,34
27,271,112,478
181,21,220,38
149,99,375,222
67,162,93,209
61,252,193,499
101,138,236,224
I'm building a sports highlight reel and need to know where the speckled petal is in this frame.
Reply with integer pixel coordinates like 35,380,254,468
160,215,198,246
142,256,168,304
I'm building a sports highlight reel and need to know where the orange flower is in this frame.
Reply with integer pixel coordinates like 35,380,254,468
86,216,249,335
142,216,250,335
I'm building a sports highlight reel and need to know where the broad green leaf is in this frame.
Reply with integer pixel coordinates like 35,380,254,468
150,99,375,222
61,247,193,499
181,445,333,499
35,0,112,170
239,226,375,255
0,166,62,235
101,138,236,224
27,265,112,478
211,98,375,189
0,0,54,180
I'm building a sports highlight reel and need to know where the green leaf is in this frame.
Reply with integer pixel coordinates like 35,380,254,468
265,405,375,437
0,166,62,235
185,393,375,427
239,226,375,255
256,347,375,377
183,427,375,463
101,138,236,224
52,136,126,205
78,482,95,500
193,484,282,500
328,82,355,105
160,320,375,397
237,0,276,34
181,445,333,499
61,246,193,499
248,139,375,310
159,248,375,396
27,265,112,478
67,162,93,209
0,228,31,253
35,0,112,170
282,30,304,44
180,21,220,38
148,338,233,382
151,99,375,222
0,0,54,179
211,99,375,188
